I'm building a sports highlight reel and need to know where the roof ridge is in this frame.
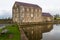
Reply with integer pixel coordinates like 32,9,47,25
42,13,52,17
15,1,38,6
15,1,41,9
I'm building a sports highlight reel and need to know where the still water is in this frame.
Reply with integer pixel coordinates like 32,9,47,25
21,24,60,40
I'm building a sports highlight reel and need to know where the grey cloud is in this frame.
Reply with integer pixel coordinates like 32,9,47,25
0,10,12,19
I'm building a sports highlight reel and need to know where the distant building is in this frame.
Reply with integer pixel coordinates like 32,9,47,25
12,1,43,24
42,13,53,22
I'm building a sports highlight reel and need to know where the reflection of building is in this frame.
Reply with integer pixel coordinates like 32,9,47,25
22,25,42,40
12,1,43,24
21,24,53,40
42,13,53,22
42,24,53,33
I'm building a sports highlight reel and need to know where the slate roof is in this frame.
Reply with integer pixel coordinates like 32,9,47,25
42,13,52,17
14,1,41,9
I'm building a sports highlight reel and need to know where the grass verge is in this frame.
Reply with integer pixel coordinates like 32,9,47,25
0,24,20,40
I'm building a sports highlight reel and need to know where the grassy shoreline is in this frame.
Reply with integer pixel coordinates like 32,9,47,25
0,24,20,40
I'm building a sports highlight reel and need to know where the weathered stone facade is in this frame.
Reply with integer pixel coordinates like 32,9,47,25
42,13,53,22
12,1,43,24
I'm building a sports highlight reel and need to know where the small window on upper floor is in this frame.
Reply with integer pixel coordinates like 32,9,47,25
35,9,37,12
22,7,25,11
31,8,33,12
20,6,25,12
16,8,19,12
15,4,17,7
39,9,40,12
27,8,29,12
13,9,15,13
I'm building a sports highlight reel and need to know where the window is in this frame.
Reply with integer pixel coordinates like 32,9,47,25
27,8,29,11
20,6,25,12
31,8,33,12
15,18,17,22
20,7,25,12
21,13,24,17
35,9,37,12
15,4,17,7
22,7,25,11
13,9,15,13
47,17,51,21
31,31,33,34
29,20,31,22
39,9,40,12
17,8,18,11
22,19,24,22
16,8,19,18
31,13,34,17
16,8,19,13
20,13,24,21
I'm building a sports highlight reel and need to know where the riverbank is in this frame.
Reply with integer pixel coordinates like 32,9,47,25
0,24,20,40
0,19,12,24
19,22,53,26
20,28,28,40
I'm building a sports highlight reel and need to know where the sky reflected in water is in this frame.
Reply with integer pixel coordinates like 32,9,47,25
42,24,60,40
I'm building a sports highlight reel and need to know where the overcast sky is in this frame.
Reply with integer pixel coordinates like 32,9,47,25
0,0,60,18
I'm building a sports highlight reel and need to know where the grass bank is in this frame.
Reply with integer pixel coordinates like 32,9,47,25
0,24,20,40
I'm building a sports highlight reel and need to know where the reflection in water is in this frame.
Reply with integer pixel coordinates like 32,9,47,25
42,24,60,40
21,24,53,40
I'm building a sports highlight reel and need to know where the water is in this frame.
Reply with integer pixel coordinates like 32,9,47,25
42,24,60,40
0,24,6,29
21,24,60,40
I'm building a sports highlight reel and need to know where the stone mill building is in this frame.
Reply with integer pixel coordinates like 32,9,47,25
12,1,43,25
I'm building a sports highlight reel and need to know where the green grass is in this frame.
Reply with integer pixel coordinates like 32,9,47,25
0,24,20,40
